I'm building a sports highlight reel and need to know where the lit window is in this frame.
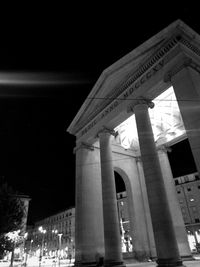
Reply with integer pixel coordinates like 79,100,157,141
121,202,124,206
190,198,195,202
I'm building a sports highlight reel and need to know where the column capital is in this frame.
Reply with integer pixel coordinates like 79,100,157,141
127,97,154,113
73,142,94,154
157,145,172,153
163,57,192,82
135,156,142,163
97,126,116,138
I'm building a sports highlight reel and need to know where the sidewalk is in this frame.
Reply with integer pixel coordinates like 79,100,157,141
125,255,200,267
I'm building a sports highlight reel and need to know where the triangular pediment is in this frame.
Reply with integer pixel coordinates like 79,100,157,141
67,19,200,136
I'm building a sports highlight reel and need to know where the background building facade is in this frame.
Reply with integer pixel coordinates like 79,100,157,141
117,172,200,253
26,207,75,259
175,173,200,251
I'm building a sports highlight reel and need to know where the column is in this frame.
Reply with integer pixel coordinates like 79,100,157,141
130,99,183,267
166,63,200,175
157,146,192,259
74,142,104,267
98,127,125,267
135,157,157,259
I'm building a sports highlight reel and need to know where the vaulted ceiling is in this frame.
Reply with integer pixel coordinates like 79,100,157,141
114,86,185,150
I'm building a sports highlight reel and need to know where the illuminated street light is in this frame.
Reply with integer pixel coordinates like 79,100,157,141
58,233,63,266
30,240,33,255
51,229,63,265
38,226,46,266
24,232,28,267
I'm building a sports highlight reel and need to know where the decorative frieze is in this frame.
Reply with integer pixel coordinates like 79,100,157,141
76,36,180,136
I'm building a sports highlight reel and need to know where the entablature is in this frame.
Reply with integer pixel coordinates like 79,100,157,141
67,20,200,146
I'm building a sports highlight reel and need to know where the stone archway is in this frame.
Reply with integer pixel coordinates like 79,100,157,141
113,165,155,260
114,170,133,256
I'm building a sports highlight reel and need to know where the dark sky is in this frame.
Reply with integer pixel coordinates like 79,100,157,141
0,4,199,224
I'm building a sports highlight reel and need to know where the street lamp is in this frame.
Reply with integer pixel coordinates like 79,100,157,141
38,226,46,266
51,230,63,265
58,233,63,266
52,229,58,258
29,240,33,256
23,232,28,267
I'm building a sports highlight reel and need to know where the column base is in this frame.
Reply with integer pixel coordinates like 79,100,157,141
104,260,125,267
156,258,184,267
181,255,195,261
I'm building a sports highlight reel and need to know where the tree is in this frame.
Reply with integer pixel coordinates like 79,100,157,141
0,180,25,259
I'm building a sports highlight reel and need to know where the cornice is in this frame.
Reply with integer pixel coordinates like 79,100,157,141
75,33,200,136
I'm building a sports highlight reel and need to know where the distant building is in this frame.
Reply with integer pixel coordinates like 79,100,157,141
26,207,75,259
174,173,200,251
117,192,132,254
117,172,200,253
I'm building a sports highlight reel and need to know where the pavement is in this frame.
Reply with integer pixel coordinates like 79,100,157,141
0,256,200,267
124,254,200,267
126,260,200,267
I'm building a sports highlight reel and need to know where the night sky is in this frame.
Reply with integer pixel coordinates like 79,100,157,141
0,4,199,225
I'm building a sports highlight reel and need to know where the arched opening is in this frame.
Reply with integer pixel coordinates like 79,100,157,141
114,171,133,254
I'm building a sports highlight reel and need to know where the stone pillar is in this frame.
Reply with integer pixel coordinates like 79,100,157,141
165,62,200,175
135,157,157,259
74,142,104,267
98,128,125,267
129,99,183,267
157,146,192,259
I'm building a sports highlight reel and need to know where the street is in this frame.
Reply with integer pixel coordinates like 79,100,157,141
1,261,200,267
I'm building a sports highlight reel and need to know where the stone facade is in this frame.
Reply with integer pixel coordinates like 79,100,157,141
67,20,200,267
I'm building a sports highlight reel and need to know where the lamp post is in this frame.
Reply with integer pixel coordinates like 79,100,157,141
52,230,63,265
52,229,58,258
24,232,28,267
38,226,46,266
58,233,63,266
29,240,33,256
